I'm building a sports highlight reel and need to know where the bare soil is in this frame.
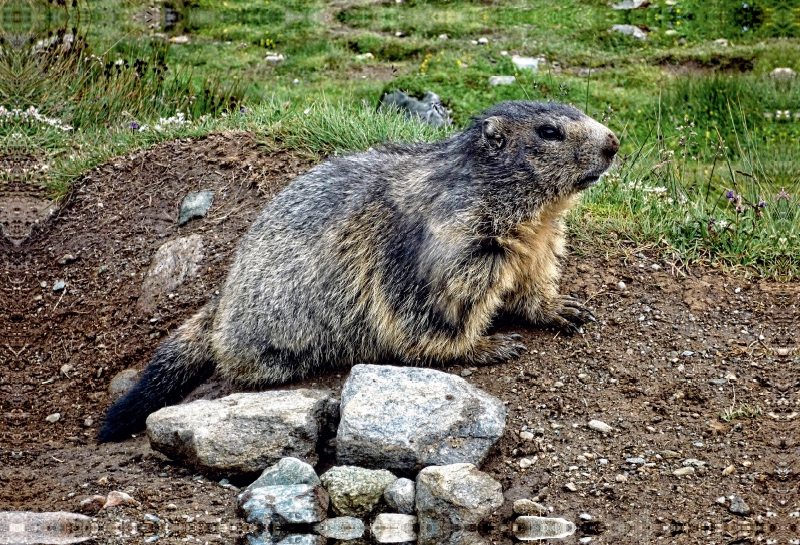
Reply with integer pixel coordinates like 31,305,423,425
1,132,796,544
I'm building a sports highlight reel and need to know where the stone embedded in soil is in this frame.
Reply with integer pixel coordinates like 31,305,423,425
512,516,576,540
53,280,66,291
178,190,215,226
137,234,205,314
588,419,613,434
0,511,93,544
102,491,139,510
673,467,694,476
513,499,547,516
319,465,397,517
312,517,365,540
371,513,417,543
246,457,321,492
729,496,751,516
108,368,141,400
78,495,106,514
337,364,505,472
45,413,61,423
146,390,337,477
384,477,416,515
237,484,329,526
416,463,503,545
612,0,648,8
489,75,516,86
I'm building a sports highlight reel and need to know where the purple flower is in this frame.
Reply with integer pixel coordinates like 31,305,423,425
709,217,716,224
129,122,139,130
725,190,735,199
758,201,767,208
240,106,247,114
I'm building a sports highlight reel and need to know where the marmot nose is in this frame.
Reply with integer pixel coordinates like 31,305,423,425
603,132,619,161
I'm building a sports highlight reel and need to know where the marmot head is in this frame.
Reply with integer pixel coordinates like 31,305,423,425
470,101,619,199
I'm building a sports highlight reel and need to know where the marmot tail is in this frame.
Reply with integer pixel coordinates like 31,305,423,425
97,301,218,443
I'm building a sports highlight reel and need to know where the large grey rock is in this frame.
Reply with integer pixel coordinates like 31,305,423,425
179,190,215,225
247,458,321,492
0,511,93,544
380,90,450,128
320,466,397,517
416,464,503,545
312,517,365,540
371,514,417,543
137,235,204,313
384,478,415,514
337,365,505,472
237,484,329,527
147,390,337,476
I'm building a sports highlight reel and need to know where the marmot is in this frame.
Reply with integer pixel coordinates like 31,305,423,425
99,101,618,442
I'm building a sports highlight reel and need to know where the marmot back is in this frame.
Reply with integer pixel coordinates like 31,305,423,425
99,100,619,442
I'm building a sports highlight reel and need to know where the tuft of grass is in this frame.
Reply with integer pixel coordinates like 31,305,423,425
719,403,761,423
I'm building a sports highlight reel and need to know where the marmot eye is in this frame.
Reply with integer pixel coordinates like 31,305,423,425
536,125,562,141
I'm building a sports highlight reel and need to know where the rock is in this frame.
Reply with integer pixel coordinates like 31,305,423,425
384,478,415,514
416,464,503,545
564,482,578,492
320,466,397,517
729,496,751,516
660,450,681,459
0,511,93,543
274,535,326,545
519,458,534,469
237,485,329,526
266,54,286,63
579,513,592,521
79,495,106,514
371,514,417,543
170,35,190,44
513,499,547,516
45,413,61,423
103,491,139,510
511,56,539,71
489,76,516,86
178,190,215,226
513,516,576,540
246,458,321,492
53,280,66,291
673,467,694,476
379,90,450,128
588,420,613,434
713,38,729,46
337,365,505,472
108,369,141,400
477,37,489,45
612,0,648,8
58,254,76,265
137,234,204,313
770,67,797,79
519,431,534,441
610,25,647,40
626,457,646,465
312,517,365,540
147,390,337,477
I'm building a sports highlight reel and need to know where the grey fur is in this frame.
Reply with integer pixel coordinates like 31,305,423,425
99,100,618,441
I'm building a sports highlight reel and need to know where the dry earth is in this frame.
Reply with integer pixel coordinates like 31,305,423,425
1,132,797,544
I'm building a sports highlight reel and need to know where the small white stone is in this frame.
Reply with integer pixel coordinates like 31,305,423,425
489,75,516,86
478,37,489,44
673,466,695,476
371,513,416,543
617,281,627,290
588,419,613,434
519,457,534,469
46,413,61,423
519,431,534,441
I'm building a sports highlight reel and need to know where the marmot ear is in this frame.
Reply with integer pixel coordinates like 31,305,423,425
482,117,505,148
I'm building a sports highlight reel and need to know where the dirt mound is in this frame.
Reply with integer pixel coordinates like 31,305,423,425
1,133,796,543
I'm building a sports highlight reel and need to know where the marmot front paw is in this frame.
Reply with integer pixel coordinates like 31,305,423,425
469,333,528,365
544,295,596,334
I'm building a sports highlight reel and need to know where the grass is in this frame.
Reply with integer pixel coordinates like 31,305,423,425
4,0,799,277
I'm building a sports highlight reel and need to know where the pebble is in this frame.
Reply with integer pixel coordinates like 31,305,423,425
178,190,215,226
715,496,727,505
53,280,66,291
477,37,489,44
383,478,415,515
626,457,645,465
681,350,694,357
45,413,61,423
513,499,547,516
579,513,592,521
588,419,613,434
617,281,627,290
729,496,751,516
79,495,106,514
564,482,577,492
660,450,681,459
83,417,93,427
519,431,534,441
692,442,704,448
673,467,694,476
460,369,472,377
577,373,590,383
615,474,627,483
580,538,593,544
650,264,661,271
519,457,534,469
722,464,736,476
103,491,139,510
